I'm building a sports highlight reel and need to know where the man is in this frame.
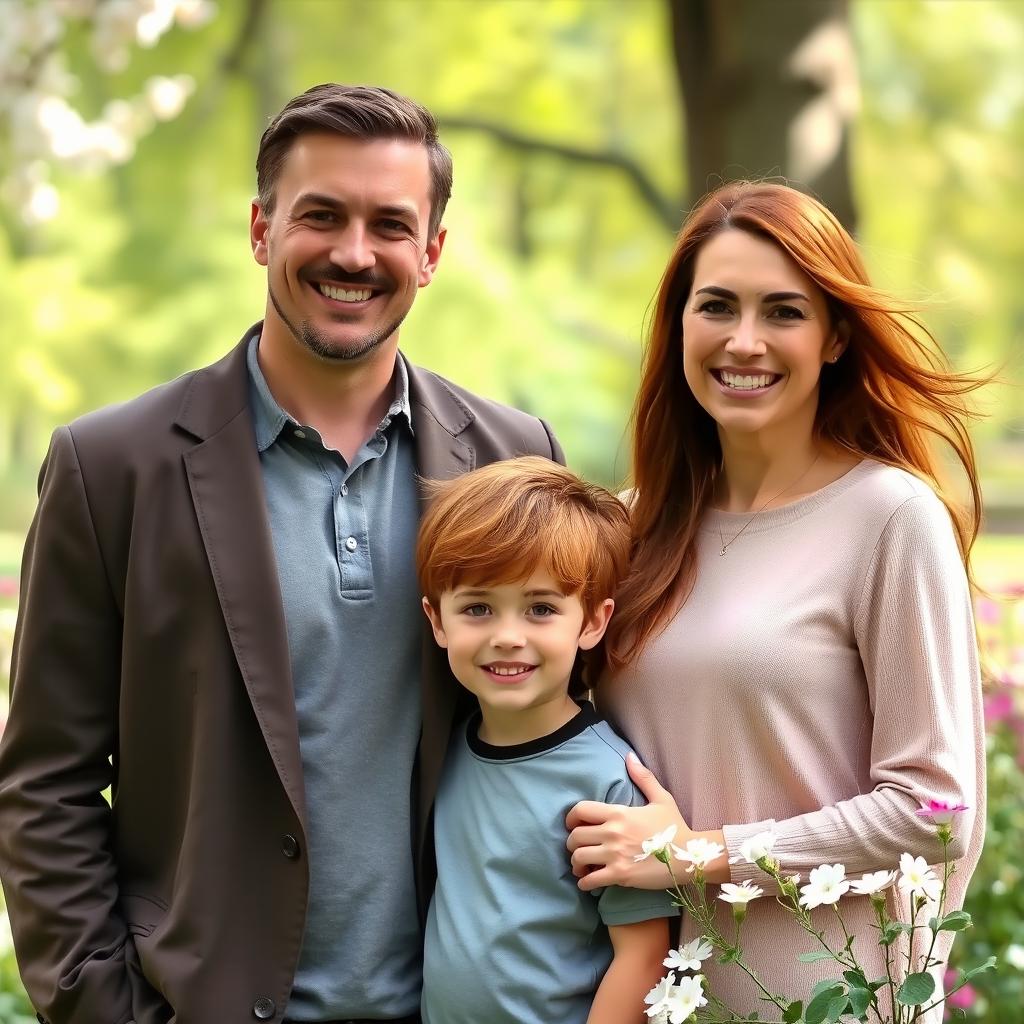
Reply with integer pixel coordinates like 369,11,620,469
0,84,563,1024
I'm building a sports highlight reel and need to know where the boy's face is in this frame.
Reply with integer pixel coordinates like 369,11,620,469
422,570,613,733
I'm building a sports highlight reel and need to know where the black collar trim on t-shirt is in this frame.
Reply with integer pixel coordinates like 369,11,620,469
466,701,600,760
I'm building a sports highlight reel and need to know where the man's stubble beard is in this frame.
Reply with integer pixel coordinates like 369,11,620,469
268,281,407,363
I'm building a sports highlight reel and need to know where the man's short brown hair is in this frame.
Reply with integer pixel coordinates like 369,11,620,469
416,457,630,622
256,83,453,238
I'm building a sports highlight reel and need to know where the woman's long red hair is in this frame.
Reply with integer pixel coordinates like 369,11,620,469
606,181,985,669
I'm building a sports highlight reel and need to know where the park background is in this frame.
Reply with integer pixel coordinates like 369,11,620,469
0,0,1022,1020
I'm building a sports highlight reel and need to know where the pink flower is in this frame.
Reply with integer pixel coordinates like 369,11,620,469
946,982,977,1010
974,597,1001,624
915,800,968,824
984,691,1014,726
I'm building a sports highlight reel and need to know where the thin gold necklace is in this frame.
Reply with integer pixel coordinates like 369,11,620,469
717,454,820,556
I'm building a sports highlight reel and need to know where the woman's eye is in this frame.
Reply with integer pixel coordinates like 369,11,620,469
697,299,730,315
770,305,806,320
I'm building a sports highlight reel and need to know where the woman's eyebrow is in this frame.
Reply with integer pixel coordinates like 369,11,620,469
694,286,811,303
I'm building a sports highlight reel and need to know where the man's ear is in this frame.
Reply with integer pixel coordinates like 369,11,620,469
422,596,448,648
578,598,615,652
418,226,446,287
251,201,270,267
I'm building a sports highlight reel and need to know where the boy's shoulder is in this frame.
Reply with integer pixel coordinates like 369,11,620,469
451,705,641,807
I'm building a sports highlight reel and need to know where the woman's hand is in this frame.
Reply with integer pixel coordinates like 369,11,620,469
566,753,691,891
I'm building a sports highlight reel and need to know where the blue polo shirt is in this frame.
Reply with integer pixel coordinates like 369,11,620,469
247,337,423,1020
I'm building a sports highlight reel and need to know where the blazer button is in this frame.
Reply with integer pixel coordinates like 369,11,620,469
281,833,300,859
252,996,276,1019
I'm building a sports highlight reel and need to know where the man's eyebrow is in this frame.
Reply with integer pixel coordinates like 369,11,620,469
377,203,419,224
292,191,343,210
694,285,811,303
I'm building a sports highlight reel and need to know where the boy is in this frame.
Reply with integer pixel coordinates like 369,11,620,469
416,456,675,1024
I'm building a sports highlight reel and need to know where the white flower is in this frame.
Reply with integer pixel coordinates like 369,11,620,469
730,829,778,865
668,975,708,1021
898,853,943,902
645,973,676,1017
636,825,679,862
663,936,714,972
1005,943,1024,970
673,837,726,870
718,880,763,905
848,870,897,896
799,864,851,909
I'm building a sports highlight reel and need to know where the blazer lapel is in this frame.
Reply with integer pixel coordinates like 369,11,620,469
177,328,307,830
405,359,475,876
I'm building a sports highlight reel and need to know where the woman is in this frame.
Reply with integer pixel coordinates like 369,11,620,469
566,181,985,1017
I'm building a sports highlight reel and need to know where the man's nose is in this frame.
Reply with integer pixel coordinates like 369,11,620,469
724,315,766,358
329,223,375,273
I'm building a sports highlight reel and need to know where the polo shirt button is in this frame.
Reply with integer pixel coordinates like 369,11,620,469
293,428,306,439
340,484,348,497
281,833,300,859
345,536,357,551
252,996,275,1019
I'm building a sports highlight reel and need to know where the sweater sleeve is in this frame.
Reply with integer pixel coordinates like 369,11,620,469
723,493,984,883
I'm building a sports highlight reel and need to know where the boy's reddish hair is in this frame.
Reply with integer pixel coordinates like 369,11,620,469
416,457,630,621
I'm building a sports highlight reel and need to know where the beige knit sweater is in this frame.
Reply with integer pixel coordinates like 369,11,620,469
601,461,985,1022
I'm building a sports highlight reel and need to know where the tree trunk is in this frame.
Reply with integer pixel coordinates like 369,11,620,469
669,0,859,231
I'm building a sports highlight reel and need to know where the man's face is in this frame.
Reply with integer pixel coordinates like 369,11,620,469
250,133,445,362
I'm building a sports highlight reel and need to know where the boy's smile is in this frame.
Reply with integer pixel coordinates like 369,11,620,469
423,570,613,746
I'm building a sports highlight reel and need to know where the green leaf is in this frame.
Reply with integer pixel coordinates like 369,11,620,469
718,948,741,964
825,994,848,1022
847,983,873,1018
842,969,869,989
963,954,998,980
783,1000,803,1023
896,971,936,1005
937,910,972,931
798,950,836,963
805,984,845,1024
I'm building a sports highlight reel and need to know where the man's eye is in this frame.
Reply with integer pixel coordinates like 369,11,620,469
696,299,730,315
305,210,334,223
379,219,410,233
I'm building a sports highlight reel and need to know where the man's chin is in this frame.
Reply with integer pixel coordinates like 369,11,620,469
297,320,402,363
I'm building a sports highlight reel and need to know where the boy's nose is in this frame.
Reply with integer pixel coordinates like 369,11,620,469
490,625,527,649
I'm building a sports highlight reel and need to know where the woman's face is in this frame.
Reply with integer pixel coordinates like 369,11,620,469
681,228,844,449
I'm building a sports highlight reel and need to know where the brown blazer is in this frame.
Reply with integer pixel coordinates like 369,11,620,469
0,326,564,1024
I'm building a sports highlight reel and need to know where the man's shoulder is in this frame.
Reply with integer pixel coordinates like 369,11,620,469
64,337,248,456
406,360,558,453
68,368,200,441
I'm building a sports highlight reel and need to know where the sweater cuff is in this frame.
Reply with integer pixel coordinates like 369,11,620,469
723,819,778,884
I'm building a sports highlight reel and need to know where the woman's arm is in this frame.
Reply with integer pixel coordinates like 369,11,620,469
566,755,731,889
569,494,984,891
587,917,670,1024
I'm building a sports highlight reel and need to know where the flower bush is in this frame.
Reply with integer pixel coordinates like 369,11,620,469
641,815,995,1023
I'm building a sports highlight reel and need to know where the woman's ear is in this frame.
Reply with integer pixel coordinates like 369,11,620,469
828,319,850,364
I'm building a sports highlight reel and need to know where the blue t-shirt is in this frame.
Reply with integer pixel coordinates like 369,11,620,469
422,703,677,1024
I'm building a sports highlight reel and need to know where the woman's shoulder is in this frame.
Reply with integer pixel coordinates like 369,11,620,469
840,460,947,522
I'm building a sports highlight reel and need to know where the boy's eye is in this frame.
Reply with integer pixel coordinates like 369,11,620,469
461,604,490,617
529,604,558,617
